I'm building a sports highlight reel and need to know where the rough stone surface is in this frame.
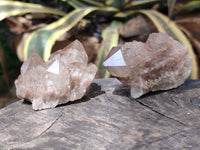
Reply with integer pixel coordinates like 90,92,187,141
0,78,200,150
15,40,97,110
103,32,192,98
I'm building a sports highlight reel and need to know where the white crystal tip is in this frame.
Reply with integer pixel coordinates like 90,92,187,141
103,49,126,67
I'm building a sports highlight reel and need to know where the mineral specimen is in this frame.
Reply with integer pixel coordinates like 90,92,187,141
103,32,192,98
15,40,97,110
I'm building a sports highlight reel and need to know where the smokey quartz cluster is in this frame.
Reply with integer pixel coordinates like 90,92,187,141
15,40,97,110
103,32,192,98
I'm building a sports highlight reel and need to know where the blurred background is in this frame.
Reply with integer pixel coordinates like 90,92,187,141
0,0,200,107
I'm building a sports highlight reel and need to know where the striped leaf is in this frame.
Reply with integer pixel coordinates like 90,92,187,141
67,0,88,8
97,21,121,78
125,0,159,9
105,0,127,9
173,1,200,17
22,7,118,61
0,1,66,21
80,0,104,7
66,0,104,8
62,0,105,6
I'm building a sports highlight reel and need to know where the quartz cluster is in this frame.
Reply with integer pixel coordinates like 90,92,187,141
103,32,192,98
15,40,97,110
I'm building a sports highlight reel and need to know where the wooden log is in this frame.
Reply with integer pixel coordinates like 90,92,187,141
0,78,200,149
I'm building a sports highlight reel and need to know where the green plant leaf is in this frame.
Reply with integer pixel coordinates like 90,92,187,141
114,0,159,18
22,7,118,61
105,0,127,9
62,0,105,6
173,1,200,17
125,0,159,9
79,0,104,7
115,9,199,79
0,1,66,21
97,21,121,78
67,0,88,8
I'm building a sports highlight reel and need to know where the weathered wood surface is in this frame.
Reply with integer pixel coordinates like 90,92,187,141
0,78,200,150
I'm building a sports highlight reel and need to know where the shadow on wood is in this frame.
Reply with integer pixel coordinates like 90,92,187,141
0,78,200,149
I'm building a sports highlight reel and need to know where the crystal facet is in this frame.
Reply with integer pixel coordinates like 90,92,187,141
103,49,126,67
46,59,60,75
15,40,97,110
103,32,193,98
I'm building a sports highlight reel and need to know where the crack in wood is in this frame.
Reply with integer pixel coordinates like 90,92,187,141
39,109,63,136
135,99,187,126
169,96,179,106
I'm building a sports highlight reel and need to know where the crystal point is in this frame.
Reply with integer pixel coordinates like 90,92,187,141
103,32,193,98
15,40,97,110
103,49,126,67
46,59,60,75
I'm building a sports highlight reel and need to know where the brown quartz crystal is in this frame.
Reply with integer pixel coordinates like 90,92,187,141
15,40,97,110
103,32,192,98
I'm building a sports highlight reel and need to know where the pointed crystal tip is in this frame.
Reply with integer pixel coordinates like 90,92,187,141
46,59,60,75
103,49,126,67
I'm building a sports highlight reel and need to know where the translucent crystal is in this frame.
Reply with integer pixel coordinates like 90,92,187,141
20,53,43,74
15,40,97,110
103,32,193,98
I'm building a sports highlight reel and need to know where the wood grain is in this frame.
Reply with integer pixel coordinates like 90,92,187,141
0,78,200,149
